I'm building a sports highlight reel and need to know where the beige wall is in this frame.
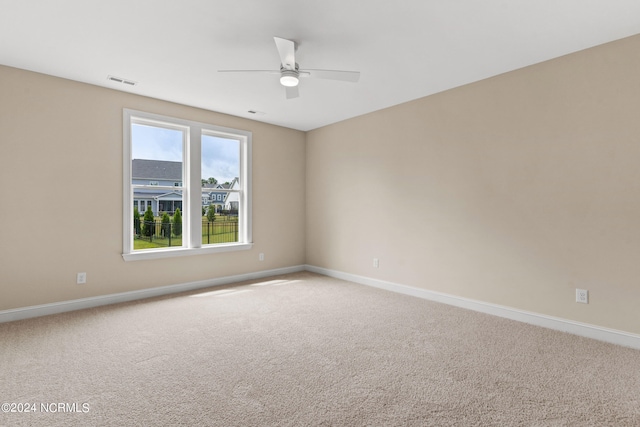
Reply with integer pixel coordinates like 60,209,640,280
2,34,640,336
0,65,306,310
306,35,640,335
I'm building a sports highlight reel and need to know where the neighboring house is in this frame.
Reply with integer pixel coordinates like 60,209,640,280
202,177,240,214
133,159,238,216
202,183,227,213
224,177,240,213
132,159,183,216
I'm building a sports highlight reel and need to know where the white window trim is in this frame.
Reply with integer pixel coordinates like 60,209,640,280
122,109,252,261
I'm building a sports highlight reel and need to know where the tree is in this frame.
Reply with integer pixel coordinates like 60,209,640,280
133,207,141,235
207,177,217,185
201,179,207,186
161,212,171,237
143,205,155,237
207,203,216,222
173,208,182,236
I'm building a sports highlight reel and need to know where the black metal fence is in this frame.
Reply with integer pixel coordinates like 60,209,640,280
134,220,238,247
136,221,179,247
202,220,238,244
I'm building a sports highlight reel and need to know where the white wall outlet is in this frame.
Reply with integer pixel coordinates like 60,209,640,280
576,289,588,304
373,258,379,268
77,272,87,284
259,253,265,261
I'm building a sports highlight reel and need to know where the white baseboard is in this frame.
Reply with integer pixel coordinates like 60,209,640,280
0,265,306,323
305,265,640,351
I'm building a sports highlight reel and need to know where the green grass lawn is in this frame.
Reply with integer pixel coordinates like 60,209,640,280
134,236,183,250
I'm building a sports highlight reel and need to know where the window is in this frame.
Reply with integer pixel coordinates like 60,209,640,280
123,109,252,261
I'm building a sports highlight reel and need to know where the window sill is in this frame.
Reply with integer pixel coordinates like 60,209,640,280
122,243,253,262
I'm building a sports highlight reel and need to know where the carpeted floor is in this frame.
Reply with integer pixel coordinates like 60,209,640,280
1,271,639,426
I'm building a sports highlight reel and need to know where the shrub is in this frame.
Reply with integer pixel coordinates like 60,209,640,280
207,204,216,222
143,205,155,237
161,212,171,237
173,208,182,236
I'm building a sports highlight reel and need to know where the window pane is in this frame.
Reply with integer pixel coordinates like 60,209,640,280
202,198,240,245
201,135,239,187
201,135,239,245
131,123,184,250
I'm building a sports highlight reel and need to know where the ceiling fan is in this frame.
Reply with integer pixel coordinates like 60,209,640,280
218,37,360,99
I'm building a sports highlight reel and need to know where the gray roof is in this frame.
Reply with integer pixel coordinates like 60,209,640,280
202,183,223,189
132,159,182,180
202,179,238,189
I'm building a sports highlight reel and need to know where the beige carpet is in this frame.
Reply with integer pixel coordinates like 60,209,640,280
1,271,639,426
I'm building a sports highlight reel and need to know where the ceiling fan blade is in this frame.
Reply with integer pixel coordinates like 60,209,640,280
302,69,360,82
218,69,280,74
285,85,299,99
274,37,296,69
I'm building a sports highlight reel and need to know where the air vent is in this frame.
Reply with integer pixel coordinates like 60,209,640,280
107,75,137,86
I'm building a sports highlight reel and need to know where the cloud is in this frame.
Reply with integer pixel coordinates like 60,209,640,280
202,134,239,183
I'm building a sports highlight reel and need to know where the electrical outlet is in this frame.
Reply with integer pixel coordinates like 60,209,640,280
77,272,87,284
373,258,379,268
576,289,588,304
259,253,265,261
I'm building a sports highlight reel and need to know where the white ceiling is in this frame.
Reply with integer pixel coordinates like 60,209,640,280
2,1,640,131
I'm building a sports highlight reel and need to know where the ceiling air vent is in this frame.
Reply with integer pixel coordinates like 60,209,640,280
107,75,137,86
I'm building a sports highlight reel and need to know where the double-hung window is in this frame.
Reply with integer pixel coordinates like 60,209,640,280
122,109,252,261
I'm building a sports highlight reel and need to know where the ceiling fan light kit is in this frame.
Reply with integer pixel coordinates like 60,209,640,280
219,36,360,99
280,68,300,87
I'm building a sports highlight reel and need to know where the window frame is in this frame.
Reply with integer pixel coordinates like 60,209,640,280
122,109,252,261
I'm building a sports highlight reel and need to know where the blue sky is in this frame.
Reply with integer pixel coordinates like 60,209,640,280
132,124,239,183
